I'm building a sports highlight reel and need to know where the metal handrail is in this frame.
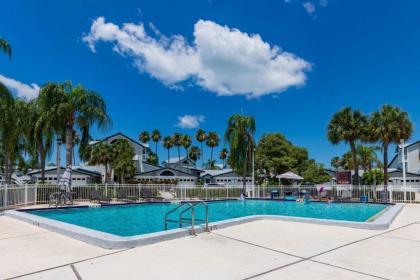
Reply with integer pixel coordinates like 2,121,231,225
164,200,210,235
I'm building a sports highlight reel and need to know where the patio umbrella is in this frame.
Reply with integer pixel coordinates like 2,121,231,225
58,167,72,192
276,172,303,181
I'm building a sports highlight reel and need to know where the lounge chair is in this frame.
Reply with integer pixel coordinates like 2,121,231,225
336,190,352,202
140,188,164,201
90,189,112,204
116,188,138,202
49,191,73,207
270,189,280,199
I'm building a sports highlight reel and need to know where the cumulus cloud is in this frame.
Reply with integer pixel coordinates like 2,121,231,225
176,115,205,129
0,75,40,100
83,17,311,98
303,2,316,15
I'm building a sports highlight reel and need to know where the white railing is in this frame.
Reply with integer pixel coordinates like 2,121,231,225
1,184,420,211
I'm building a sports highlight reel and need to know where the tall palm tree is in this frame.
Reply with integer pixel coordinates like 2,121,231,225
172,133,182,161
89,142,114,183
27,100,55,183
139,131,150,145
225,114,256,193
37,82,111,169
195,129,207,168
181,134,192,159
163,136,174,164
0,38,12,58
206,132,220,162
327,107,368,185
0,83,19,183
151,129,161,161
219,148,229,168
188,146,201,167
371,105,413,189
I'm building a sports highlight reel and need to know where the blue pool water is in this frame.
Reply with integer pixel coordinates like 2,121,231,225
29,200,388,237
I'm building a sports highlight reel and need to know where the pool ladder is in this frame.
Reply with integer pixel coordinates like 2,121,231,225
164,201,210,235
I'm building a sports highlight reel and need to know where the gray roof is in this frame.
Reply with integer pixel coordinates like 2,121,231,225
28,166,101,177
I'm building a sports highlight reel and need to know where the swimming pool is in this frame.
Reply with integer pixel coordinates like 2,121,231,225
27,200,388,237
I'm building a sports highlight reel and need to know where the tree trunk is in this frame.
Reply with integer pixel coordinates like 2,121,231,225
242,159,247,195
155,142,158,159
178,146,180,161
104,163,109,183
350,141,359,185
167,149,170,164
210,147,213,161
383,142,389,189
39,146,46,184
5,154,11,184
200,142,204,169
65,124,73,168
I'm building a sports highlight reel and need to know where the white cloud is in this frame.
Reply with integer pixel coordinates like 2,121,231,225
319,0,327,7
83,17,311,99
0,75,40,100
303,2,316,15
176,115,205,129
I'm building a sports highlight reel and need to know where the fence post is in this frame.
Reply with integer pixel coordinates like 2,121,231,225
4,184,8,209
24,183,28,206
34,182,38,205
105,183,108,197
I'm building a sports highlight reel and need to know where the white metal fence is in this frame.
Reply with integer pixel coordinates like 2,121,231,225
1,184,420,211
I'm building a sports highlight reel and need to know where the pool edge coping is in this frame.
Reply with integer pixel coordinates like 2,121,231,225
5,203,404,250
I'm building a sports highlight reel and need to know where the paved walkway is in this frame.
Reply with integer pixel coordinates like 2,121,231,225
1,204,420,280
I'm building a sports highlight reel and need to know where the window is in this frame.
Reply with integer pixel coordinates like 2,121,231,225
160,170,175,176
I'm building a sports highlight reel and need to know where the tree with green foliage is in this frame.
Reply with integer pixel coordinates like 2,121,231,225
357,144,379,172
181,134,192,159
256,133,308,179
163,136,174,164
370,105,413,188
219,148,229,168
330,156,341,171
300,160,331,184
37,81,111,169
188,146,201,167
206,132,220,162
225,114,256,193
139,131,150,145
0,38,12,58
89,142,114,183
362,169,384,185
111,139,135,183
146,150,158,165
327,107,368,185
151,129,161,162
195,129,207,168
172,133,183,161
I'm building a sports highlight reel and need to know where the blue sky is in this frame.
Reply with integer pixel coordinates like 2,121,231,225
1,0,420,167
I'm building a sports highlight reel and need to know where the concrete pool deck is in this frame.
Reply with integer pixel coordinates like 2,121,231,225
1,203,420,279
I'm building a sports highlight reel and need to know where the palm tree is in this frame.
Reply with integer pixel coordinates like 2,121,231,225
151,129,161,161
219,148,229,168
27,100,55,183
111,139,135,183
327,107,368,185
89,142,114,183
224,114,256,193
371,105,413,189
330,156,341,171
172,133,183,161
181,134,192,159
37,82,111,169
188,146,201,167
356,144,379,172
139,131,150,145
163,136,174,164
206,132,220,161
195,129,207,168
0,83,20,183
0,38,12,58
